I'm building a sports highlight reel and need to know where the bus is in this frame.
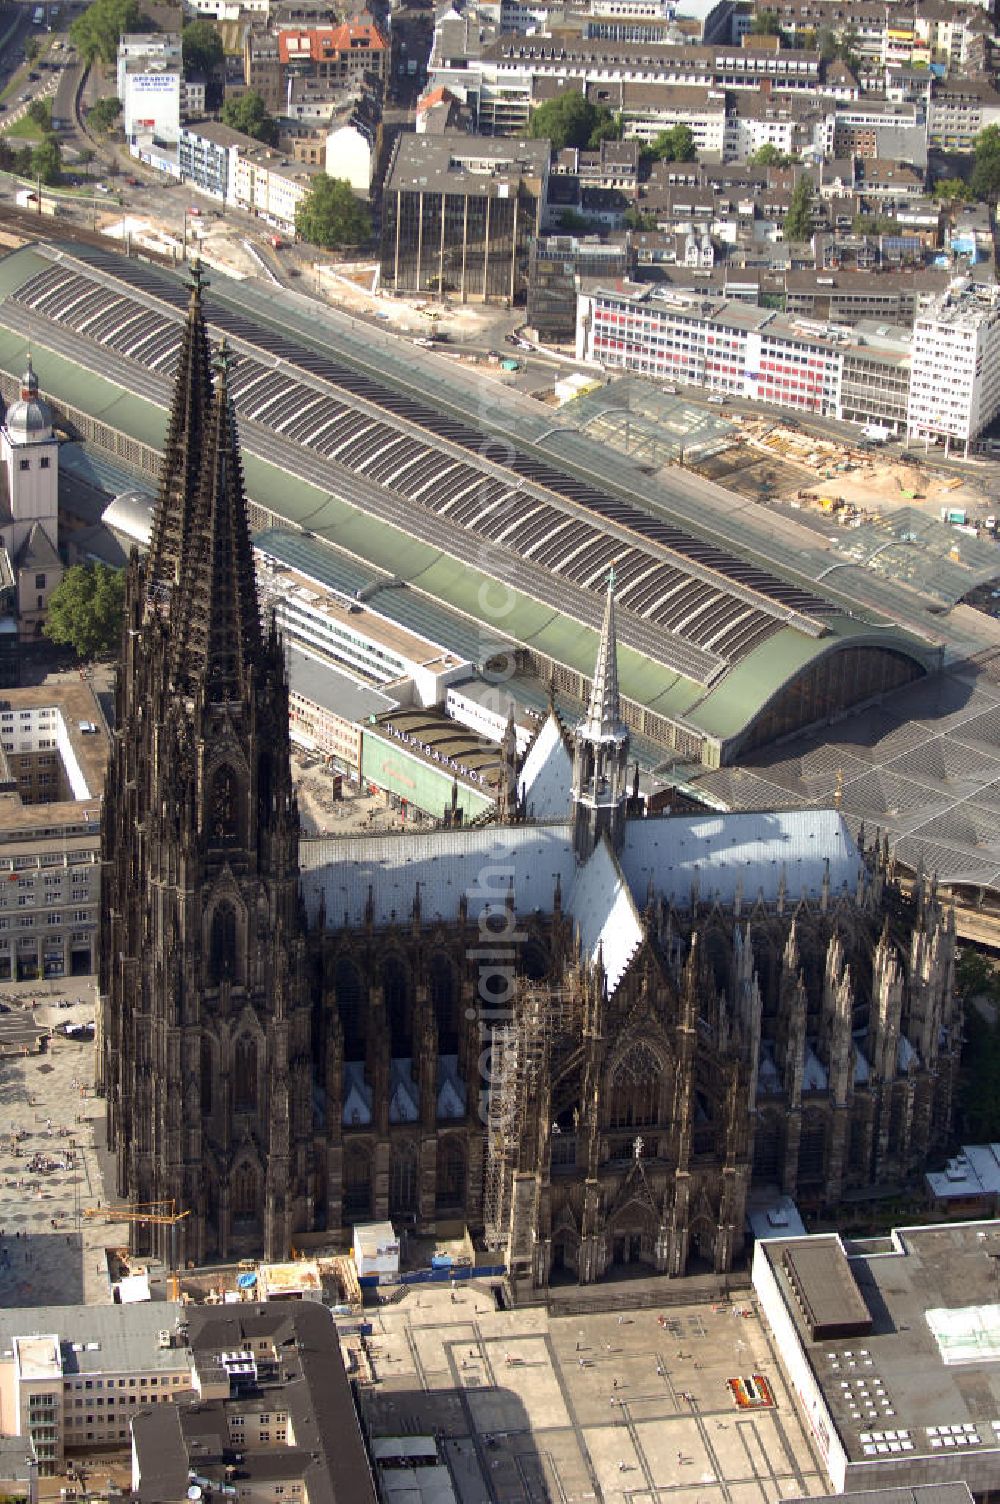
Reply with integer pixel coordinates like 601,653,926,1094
31,8,45,25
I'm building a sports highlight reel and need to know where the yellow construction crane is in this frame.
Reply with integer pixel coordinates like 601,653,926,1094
84,1200,191,1298
83,1199,191,1227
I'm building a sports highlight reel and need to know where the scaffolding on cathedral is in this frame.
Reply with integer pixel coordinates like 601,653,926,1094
483,979,576,1256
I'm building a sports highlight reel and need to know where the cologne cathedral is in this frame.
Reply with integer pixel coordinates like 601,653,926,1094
100,270,961,1286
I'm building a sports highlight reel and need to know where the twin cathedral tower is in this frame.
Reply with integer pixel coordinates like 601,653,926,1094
100,269,961,1284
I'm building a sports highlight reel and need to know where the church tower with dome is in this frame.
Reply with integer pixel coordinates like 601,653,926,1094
0,355,62,638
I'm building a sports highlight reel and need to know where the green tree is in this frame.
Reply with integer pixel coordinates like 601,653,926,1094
750,143,792,167
957,949,1000,1003
750,9,782,34
221,89,278,145
88,95,122,132
528,89,600,152
934,175,973,202
837,26,861,69
27,97,52,131
70,0,141,65
182,19,223,79
784,176,815,240
587,107,622,148
646,124,696,162
24,36,40,61
43,563,125,659
971,124,1000,200
818,24,860,70
294,173,370,248
960,1007,1000,1140
624,205,658,231
31,135,61,185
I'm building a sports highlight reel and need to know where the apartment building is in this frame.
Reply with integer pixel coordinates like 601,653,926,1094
436,37,823,133
0,1303,193,1475
131,1303,377,1504
907,282,1000,454
575,281,913,425
276,18,388,89
784,266,949,324
755,0,992,70
928,79,1000,149
243,31,284,114
178,119,249,202
724,91,823,161
0,684,106,982
232,146,321,231
586,81,728,155
825,98,925,159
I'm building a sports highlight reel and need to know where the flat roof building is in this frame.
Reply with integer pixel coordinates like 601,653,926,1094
0,1301,193,1475
907,281,1000,455
380,134,550,303
754,1222,1000,1495
0,682,107,982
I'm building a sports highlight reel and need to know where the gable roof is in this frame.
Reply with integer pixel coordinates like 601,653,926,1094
300,809,862,993
15,520,59,572
519,710,572,821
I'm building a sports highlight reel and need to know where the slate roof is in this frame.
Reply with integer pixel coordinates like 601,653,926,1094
300,809,861,994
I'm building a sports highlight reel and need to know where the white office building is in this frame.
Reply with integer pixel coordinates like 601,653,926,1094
906,281,1000,455
117,34,184,143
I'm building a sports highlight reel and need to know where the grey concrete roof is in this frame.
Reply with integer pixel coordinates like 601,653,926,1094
0,1301,188,1376
287,647,397,722
758,1223,1000,1474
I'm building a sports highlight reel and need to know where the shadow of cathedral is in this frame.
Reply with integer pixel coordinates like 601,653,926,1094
98,265,961,1288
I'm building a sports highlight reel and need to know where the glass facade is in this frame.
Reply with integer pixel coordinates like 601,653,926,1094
381,184,539,302
527,238,631,341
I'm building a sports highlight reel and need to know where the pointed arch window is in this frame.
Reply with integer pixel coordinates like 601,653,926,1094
389,1141,418,1218
209,764,241,846
383,954,412,1059
234,1035,258,1112
336,956,366,1060
209,902,238,984
435,1137,466,1212
430,952,459,1054
344,1145,372,1218
233,1162,258,1221
609,1043,662,1129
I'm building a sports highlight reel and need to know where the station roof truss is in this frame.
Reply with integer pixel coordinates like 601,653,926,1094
3,244,846,694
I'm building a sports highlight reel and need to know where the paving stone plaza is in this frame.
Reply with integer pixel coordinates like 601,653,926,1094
360,1285,831,1504
0,978,128,1308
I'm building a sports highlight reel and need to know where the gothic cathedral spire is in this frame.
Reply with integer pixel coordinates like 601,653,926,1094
145,259,213,605
168,342,263,693
101,285,313,1269
571,568,630,861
